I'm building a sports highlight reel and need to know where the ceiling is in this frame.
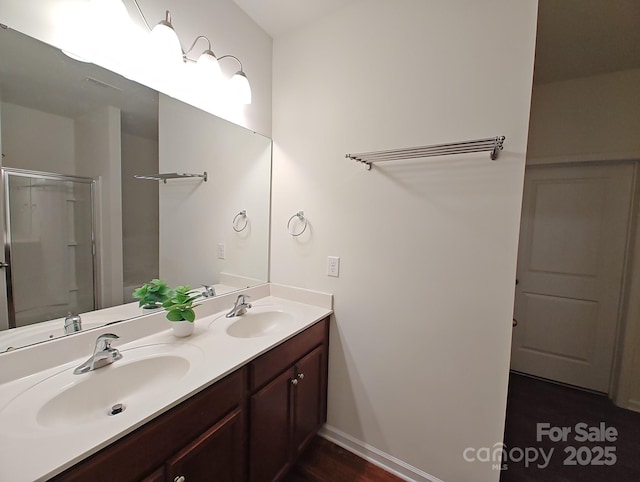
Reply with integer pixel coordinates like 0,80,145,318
0,27,158,139
528,0,639,84
232,0,358,38
233,0,640,85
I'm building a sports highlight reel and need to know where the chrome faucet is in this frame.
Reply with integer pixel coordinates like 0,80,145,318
225,294,252,318
201,284,216,298
64,312,82,334
74,333,123,375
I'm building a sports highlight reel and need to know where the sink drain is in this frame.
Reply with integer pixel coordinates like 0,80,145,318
109,403,126,416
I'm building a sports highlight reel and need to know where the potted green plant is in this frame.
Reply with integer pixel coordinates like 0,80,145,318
162,285,202,337
132,279,172,310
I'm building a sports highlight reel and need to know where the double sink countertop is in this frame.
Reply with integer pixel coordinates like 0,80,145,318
0,283,332,482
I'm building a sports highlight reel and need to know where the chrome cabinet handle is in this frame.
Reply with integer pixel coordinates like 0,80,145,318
297,373,304,380
174,476,186,482
291,378,298,386
0,261,8,269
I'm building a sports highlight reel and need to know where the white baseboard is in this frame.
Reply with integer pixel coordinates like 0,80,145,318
627,399,640,413
318,425,444,482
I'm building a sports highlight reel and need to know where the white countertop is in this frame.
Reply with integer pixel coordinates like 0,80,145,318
0,284,332,482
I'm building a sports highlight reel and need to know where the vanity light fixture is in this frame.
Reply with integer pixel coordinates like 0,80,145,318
131,0,252,104
189,37,222,85
148,10,183,66
221,55,252,105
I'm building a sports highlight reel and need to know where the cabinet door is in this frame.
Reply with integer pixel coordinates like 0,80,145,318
166,408,244,482
141,467,165,482
292,346,325,456
249,369,293,482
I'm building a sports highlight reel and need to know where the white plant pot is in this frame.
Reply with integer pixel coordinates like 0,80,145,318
172,320,194,338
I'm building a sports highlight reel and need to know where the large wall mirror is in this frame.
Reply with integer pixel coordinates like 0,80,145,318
0,26,271,352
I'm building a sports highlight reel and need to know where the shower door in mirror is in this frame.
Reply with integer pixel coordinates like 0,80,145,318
2,168,96,329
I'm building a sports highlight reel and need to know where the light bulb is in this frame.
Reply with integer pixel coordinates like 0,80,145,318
149,11,183,66
197,50,222,86
229,71,252,104
90,0,133,63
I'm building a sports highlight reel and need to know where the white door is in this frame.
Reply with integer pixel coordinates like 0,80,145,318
511,163,634,392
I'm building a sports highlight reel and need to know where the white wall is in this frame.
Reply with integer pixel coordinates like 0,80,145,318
271,1,537,481
158,94,270,289
0,0,272,136
527,69,640,163
0,102,75,173
121,132,159,296
75,106,123,308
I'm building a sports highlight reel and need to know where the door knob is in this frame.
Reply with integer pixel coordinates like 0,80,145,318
0,262,8,269
513,318,518,327
297,373,304,380
174,476,186,482
291,378,298,386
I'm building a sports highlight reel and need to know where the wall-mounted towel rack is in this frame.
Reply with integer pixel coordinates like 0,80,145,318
233,210,248,232
287,211,308,237
134,172,208,183
346,136,505,170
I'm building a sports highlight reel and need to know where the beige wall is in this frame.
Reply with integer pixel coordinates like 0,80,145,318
271,1,538,480
1,102,75,173
75,106,123,308
527,69,640,163
121,132,159,297
617,186,640,411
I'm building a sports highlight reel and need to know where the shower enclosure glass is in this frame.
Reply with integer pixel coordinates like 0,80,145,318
2,168,96,329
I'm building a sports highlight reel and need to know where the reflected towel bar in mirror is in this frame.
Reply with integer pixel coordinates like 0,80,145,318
346,136,506,170
134,172,208,183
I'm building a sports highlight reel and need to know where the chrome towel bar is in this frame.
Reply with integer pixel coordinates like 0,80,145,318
134,172,208,183
346,136,505,170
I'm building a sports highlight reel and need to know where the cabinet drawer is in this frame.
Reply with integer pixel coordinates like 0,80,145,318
52,369,244,482
249,318,328,392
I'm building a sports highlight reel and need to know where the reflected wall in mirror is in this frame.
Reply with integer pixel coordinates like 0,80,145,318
158,94,271,292
0,26,271,352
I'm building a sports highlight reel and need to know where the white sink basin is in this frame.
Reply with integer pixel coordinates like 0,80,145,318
0,343,203,432
222,308,297,338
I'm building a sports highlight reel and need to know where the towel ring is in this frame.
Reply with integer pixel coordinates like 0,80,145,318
287,211,308,237
233,210,248,232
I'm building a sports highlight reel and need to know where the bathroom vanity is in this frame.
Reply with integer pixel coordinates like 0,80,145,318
52,318,329,482
0,284,332,482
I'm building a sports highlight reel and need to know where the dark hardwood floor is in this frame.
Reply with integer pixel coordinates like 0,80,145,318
284,437,404,482
501,372,640,482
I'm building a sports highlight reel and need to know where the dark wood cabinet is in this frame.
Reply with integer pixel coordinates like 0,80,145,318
248,320,329,482
292,346,325,456
141,467,165,482
52,317,329,482
166,408,244,482
249,369,294,482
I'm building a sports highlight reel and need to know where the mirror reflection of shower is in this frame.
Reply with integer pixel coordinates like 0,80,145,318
1,168,96,330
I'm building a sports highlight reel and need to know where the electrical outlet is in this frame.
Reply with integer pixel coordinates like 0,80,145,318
327,256,340,277
217,243,226,260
